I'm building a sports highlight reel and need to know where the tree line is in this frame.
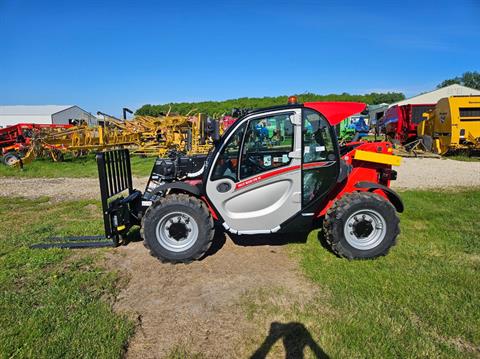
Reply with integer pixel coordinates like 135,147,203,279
135,92,406,117
437,71,480,90
136,71,479,117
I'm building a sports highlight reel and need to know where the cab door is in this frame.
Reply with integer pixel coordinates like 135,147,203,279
301,108,340,212
206,109,302,234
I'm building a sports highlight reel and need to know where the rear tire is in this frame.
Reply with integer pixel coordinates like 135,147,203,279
323,192,400,259
2,152,20,166
141,194,214,263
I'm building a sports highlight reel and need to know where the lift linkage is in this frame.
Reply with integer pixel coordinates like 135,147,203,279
31,149,141,250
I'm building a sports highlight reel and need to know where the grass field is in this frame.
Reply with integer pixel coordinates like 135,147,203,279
0,197,134,358
447,154,480,162
0,190,478,358
287,189,480,358
0,154,153,178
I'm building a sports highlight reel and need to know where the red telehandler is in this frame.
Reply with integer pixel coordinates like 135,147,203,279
34,98,403,262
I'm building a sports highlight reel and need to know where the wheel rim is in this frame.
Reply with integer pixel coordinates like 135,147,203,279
344,209,387,250
155,211,199,252
5,155,18,166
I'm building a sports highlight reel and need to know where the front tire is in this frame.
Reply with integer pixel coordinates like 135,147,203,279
323,192,400,259
141,194,214,263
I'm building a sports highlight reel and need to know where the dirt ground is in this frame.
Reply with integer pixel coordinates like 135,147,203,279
1,157,480,357
106,233,318,358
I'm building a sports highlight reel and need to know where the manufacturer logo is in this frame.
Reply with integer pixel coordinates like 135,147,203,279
439,112,447,124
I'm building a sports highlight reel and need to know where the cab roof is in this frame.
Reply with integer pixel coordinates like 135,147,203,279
245,102,367,126
304,102,367,126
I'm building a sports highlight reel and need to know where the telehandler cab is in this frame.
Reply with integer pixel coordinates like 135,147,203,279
93,99,403,263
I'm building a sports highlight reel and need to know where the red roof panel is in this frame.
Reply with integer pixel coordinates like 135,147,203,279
304,102,367,126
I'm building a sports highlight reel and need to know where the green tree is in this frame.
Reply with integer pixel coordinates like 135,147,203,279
135,92,405,117
437,71,480,90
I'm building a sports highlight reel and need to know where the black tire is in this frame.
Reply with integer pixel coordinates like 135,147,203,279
2,152,20,166
420,135,433,152
323,192,400,259
141,193,214,263
50,149,64,162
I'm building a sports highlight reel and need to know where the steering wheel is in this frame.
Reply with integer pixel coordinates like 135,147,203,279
247,156,267,171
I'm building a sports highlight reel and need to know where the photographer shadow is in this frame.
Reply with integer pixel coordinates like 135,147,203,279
250,321,329,359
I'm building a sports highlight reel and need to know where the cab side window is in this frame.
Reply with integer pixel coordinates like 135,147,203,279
302,109,338,205
303,109,336,163
211,122,246,181
240,114,294,179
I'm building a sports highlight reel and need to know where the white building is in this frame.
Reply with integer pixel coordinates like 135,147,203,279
390,84,480,107
0,105,97,128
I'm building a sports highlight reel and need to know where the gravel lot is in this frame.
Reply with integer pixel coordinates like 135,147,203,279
0,177,149,201
392,157,480,190
0,158,479,200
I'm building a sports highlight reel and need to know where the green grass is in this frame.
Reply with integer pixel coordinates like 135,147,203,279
0,153,154,178
284,189,480,358
165,345,206,359
0,197,134,358
446,154,480,162
1,190,479,358
359,134,379,142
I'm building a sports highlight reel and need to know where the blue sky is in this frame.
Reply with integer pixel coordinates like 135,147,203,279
1,0,479,116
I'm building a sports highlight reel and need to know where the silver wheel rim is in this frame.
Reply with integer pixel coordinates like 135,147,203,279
5,155,17,166
344,209,387,250
155,211,199,252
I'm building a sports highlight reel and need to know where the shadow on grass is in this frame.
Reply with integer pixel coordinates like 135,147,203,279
204,227,227,257
250,321,329,359
229,231,310,246
121,226,332,260
122,227,142,244
316,229,336,256
121,225,227,260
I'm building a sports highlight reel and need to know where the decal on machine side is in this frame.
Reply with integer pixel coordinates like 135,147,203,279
235,161,335,190
235,165,301,190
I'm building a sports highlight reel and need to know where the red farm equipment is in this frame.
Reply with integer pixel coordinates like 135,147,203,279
0,123,71,165
379,104,435,145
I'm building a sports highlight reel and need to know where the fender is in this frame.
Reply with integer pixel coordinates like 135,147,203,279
150,182,201,196
150,182,221,220
354,181,404,213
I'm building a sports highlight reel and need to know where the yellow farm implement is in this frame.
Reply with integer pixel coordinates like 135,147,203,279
418,96,480,155
9,112,222,167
